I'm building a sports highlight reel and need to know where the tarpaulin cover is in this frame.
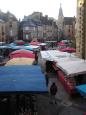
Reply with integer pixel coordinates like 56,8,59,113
76,84,86,96
0,65,47,93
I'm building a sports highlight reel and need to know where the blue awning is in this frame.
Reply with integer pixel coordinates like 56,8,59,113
0,65,47,93
76,84,86,97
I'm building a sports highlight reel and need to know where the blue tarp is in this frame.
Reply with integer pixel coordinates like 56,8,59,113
0,65,47,93
76,84,86,97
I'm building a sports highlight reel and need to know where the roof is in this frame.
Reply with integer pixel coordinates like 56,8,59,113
0,11,18,22
0,65,47,93
58,4,64,18
22,20,36,27
64,17,75,25
0,19,4,23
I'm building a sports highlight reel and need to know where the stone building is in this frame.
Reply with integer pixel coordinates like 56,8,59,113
0,19,6,42
20,12,58,42
5,12,18,43
0,11,18,43
57,4,76,43
75,0,86,59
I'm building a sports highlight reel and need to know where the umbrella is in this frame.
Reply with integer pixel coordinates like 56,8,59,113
9,49,35,59
60,47,76,53
29,41,40,46
5,58,35,66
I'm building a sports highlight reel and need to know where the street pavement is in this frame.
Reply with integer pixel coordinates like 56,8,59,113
38,55,86,115
36,73,85,115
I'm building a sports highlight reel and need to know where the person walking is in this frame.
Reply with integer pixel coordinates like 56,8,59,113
49,82,58,104
34,51,38,65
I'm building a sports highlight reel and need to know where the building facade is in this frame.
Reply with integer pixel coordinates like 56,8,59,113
20,12,58,42
5,19,18,43
0,11,18,43
76,0,86,59
0,19,6,42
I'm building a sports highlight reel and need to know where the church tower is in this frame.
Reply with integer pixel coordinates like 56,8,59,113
57,4,64,40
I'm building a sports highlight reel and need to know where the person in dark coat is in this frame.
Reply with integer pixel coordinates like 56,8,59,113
34,51,38,65
49,82,58,104
45,60,52,86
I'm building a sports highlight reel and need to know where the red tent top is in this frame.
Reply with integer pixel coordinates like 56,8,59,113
29,41,40,46
15,40,25,45
10,49,33,55
10,53,35,59
9,49,35,59
59,47,76,53
57,42,66,46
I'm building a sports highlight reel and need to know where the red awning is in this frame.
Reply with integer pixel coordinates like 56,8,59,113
57,42,66,46
59,47,76,53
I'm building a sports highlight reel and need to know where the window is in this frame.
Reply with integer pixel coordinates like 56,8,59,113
9,22,12,27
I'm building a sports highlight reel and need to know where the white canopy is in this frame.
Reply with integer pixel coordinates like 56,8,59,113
38,43,46,46
57,60,86,76
40,50,76,61
55,56,83,64
40,50,86,77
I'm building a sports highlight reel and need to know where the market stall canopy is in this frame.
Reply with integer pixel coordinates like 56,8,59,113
0,45,10,49
5,58,35,66
10,49,33,54
9,45,24,50
46,41,57,43
23,45,40,51
76,84,86,97
60,47,76,53
24,43,29,46
40,50,76,61
14,40,25,45
57,60,86,76
9,49,35,59
38,43,47,46
9,45,40,51
29,41,40,46
57,41,66,46
0,65,47,93
55,56,83,64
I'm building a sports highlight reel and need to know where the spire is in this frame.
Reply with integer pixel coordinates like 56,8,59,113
58,3,63,18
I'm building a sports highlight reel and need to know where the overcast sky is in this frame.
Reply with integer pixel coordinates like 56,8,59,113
0,0,77,20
